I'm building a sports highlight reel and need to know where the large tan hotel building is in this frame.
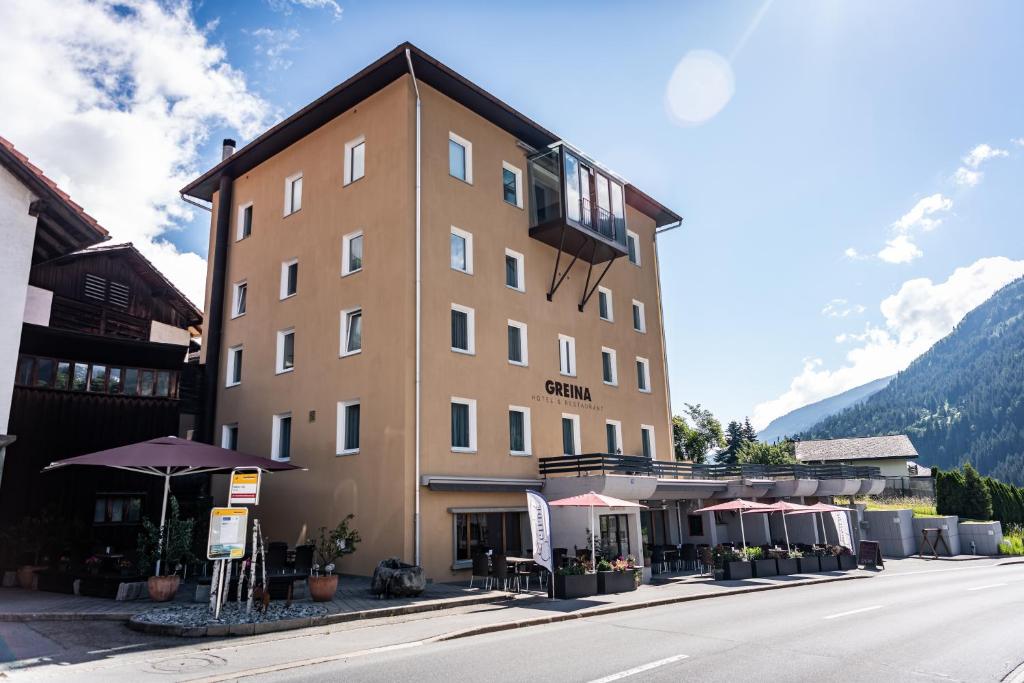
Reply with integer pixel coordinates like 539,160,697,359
183,43,682,579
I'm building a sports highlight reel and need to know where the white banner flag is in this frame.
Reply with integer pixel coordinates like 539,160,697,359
526,490,553,573
831,510,853,550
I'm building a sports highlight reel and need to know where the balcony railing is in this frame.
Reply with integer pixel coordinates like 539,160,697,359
538,454,883,481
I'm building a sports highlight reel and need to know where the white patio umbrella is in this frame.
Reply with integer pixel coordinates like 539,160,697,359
743,501,816,552
693,499,772,550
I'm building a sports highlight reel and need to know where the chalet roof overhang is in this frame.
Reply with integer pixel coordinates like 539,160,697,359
180,43,681,228
20,323,189,369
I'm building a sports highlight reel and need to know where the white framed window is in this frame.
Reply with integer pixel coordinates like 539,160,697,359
450,397,477,452
504,248,525,292
448,132,473,183
231,281,247,318
284,173,303,216
561,413,582,455
507,319,528,366
280,259,298,299
558,334,576,377
626,230,640,266
605,419,623,454
450,227,473,274
336,400,361,455
221,423,238,450
276,328,295,374
601,347,618,386
340,308,362,356
502,161,523,208
451,304,475,354
598,286,613,322
508,405,532,456
344,136,366,185
271,412,292,461
226,345,243,387
342,230,364,276
636,356,651,393
632,300,647,333
641,425,656,459
236,202,253,241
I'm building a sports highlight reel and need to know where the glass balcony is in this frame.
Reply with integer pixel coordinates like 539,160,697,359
527,144,628,265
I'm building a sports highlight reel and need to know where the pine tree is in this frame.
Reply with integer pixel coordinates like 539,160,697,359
719,421,744,464
961,463,993,520
741,417,758,444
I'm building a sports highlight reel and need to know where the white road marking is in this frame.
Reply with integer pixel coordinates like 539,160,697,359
823,605,884,620
184,640,425,683
587,654,689,682
967,583,1007,591
87,643,147,655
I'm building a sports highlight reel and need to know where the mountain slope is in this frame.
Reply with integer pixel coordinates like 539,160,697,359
759,375,894,443
802,276,1024,484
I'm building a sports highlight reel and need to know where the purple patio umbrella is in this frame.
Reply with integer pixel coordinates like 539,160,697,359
44,436,303,574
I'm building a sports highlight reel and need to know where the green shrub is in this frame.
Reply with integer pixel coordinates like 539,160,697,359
743,546,763,561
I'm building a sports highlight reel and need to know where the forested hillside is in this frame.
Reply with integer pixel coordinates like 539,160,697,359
802,277,1024,484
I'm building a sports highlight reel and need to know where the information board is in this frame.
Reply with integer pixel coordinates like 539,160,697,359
207,507,249,560
228,469,261,505
858,540,884,569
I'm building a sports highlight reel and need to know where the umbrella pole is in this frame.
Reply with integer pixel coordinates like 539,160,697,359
740,510,747,550
781,512,791,553
590,503,596,570
155,468,171,576
819,512,828,545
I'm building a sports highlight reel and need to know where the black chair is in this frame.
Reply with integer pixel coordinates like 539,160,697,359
491,554,510,591
681,544,697,571
651,548,666,574
293,545,314,575
513,560,533,593
469,554,490,589
553,547,568,569
266,541,288,574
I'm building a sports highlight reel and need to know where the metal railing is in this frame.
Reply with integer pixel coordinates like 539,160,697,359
538,454,883,481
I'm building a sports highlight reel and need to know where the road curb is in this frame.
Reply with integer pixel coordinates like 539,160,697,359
429,574,870,643
0,611,136,622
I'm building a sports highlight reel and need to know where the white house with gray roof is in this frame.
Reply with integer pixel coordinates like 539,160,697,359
795,434,919,478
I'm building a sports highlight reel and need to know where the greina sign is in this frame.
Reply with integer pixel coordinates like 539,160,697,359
545,379,592,402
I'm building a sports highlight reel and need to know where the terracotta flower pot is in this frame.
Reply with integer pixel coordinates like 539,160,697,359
16,565,43,590
147,575,181,602
308,574,339,602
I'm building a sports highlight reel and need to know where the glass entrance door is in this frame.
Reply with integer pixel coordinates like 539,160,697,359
599,514,630,560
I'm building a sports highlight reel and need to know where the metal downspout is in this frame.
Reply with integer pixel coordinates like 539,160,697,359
406,48,422,566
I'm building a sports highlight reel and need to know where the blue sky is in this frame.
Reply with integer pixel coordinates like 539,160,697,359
5,1,1022,429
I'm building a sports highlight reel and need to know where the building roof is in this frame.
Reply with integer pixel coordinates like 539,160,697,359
51,243,203,327
180,42,681,228
795,435,919,462
0,135,108,261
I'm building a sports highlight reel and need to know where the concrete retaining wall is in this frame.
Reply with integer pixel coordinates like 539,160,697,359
862,509,915,557
910,516,961,556
958,521,1003,556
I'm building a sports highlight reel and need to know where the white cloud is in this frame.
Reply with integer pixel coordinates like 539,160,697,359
876,193,952,264
1013,137,1024,147
821,299,866,318
268,0,343,20
953,143,1008,186
248,27,300,71
844,247,869,260
752,256,1024,429
0,0,271,308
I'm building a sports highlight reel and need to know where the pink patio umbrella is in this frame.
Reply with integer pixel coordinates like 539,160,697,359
547,492,646,569
692,499,772,550
743,501,816,552
785,502,854,547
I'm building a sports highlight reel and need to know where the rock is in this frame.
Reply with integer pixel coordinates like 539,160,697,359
370,558,426,597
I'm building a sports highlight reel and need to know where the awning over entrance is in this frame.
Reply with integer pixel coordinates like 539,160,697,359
420,475,543,493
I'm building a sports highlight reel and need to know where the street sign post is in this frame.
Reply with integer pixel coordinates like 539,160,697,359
228,468,262,505
207,507,249,560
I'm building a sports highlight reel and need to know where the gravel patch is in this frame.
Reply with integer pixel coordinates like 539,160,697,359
134,602,327,627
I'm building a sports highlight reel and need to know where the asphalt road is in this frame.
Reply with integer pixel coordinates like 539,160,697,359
4,561,1022,682
250,562,1024,683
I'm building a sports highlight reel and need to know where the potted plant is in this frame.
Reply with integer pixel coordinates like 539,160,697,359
747,547,777,577
796,550,820,573
714,545,750,580
776,550,800,575
836,546,857,570
7,514,48,590
597,557,638,594
818,545,839,572
552,559,597,599
308,514,361,602
137,496,195,602
84,555,102,576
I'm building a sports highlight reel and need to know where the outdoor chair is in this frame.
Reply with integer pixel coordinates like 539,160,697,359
681,544,697,571
651,548,666,574
514,561,533,593
490,554,511,591
699,546,714,575
293,545,314,575
265,541,288,574
553,547,568,569
469,554,490,590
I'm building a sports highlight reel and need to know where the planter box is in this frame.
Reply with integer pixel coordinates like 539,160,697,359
752,559,778,578
553,572,598,599
818,556,839,572
597,571,637,594
796,556,820,573
838,554,857,570
776,558,798,575
724,560,752,580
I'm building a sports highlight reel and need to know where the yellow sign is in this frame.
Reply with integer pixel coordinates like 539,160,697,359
207,507,248,560
228,469,261,505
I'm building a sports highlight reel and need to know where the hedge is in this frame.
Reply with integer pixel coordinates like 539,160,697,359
936,463,1024,524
